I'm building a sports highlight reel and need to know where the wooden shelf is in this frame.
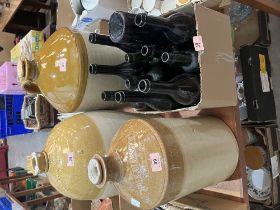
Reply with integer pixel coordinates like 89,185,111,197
0,0,24,31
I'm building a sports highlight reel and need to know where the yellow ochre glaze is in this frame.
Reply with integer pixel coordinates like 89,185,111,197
102,117,239,209
18,27,126,113
35,28,87,112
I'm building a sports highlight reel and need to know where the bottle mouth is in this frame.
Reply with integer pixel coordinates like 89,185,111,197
124,54,131,63
89,64,97,74
115,91,125,103
141,45,150,56
109,12,125,43
161,52,170,63
89,33,97,43
101,91,115,101
135,13,147,27
125,79,132,89
138,79,150,93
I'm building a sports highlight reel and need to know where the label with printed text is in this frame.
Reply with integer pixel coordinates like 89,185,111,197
67,152,74,167
150,152,162,172
259,54,270,92
193,35,204,51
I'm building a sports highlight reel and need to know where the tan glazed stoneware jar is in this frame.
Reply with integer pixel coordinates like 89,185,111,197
18,27,126,113
88,117,239,209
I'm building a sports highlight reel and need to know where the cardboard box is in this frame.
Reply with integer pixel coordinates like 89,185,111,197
167,193,248,210
56,0,75,29
85,20,109,35
243,125,280,209
10,30,44,63
0,32,15,65
72,199,91,210
140,2,237,114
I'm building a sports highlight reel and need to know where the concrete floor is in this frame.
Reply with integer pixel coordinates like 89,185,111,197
7,131,49,168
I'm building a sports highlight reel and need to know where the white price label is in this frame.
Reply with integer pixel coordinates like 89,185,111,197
67,152,75,167
150,152,162,172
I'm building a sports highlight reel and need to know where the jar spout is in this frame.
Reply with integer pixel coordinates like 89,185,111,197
26,152,49,175
88,154,122,188
18,58,41,94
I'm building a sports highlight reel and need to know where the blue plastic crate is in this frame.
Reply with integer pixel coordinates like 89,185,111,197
0,196,12,210
0,95,32,138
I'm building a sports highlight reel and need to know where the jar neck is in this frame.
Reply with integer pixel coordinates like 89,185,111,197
88,154,122,188
29,152,49,175
19,58,39,82
18,58,41,94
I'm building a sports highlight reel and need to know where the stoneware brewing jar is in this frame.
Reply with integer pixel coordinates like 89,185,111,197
26,111,137,200
18,27,126,113
88,117,239,209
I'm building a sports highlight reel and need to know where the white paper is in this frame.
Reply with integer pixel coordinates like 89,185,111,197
271,155,279,179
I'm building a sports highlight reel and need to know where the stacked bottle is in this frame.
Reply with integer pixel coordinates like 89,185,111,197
88,117,239,209
89,11,200,112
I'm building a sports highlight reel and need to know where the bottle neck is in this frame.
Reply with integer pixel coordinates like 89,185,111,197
161,52,193,66
90,33,139,53
18,59,39,82
138,79,174,94
125,52,146,63
135,13,170,31
89,64,121,75
141,45,165,58
102,91,116,102
115,91,154,104
89,63,144,77
89,33,112,45
88,154,122,188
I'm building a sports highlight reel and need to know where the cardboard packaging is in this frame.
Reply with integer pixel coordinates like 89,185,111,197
10,30,44,63
0,32,15,65
56,0,75,29
167,193,248,210
21,94,58,130
240,45,276,123
243,125,280,209
139,2,237,114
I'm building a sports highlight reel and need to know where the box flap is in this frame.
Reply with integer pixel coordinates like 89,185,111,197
171,193,248,210
0,32,15,65
195,4,237,109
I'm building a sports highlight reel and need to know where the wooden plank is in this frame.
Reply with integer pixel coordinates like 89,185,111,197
24,193,64,206
0,174,33,182
235,0,280,17
0,0,24,31
11,185,53,198
0,175,38,185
